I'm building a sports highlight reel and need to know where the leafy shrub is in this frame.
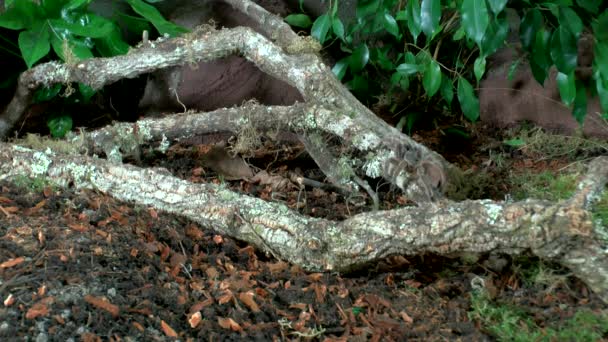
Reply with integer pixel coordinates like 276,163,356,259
286,0,608,127
0,0,186,137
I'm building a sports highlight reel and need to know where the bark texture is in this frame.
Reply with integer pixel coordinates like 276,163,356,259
0,0,607,305
1,144,607,303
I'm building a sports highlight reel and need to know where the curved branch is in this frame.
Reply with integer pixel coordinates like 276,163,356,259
1,143,607,303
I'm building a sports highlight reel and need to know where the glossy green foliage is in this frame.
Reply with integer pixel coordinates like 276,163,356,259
286,0,608,127
0,0,186,137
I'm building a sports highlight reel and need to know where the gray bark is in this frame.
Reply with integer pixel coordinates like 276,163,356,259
0,0,607,305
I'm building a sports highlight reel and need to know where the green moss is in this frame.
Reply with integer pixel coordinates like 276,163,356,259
469,291,608,341
510,171,579,202
11,175,53,193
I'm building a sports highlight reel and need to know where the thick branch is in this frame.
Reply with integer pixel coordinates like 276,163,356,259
0,23,453,202
1,143,607,303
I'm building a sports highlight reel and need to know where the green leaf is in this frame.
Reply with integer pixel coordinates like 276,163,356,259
371,47,394,70
519,9,542,51
347,74,369,95
50,34,94,62
396,10,407,21
461,0,489,45
0,0,44,30
78,83,95,102
457,77,479,121
383,12,399,37
19,24,51,68
33,84,62,103
576,0,599,14
332,57,349,80
594,41,608,78
49,15,114,38
357,0,380,19
47,115,73,138
119,12,151,35
556,71,576,106
396,62,422,76
284,14,313,28
125,0,188,37
550,26,578,74
592,12,608,42
474,56,486,83
487,0,508,15
440,77,454,104
452,27,465,41
391,72,410,91
406,0,422,43
529,59,547,85
420,0,441,39
396,52,421,75
480,13,509,56
595,74,608,113
332,17,345,40
349,44,369,73
534,28,551,67
422,59,441,97
41,0,64,18
572,80,587,124
63,0,91,12
558,7,583,38
94,24,130,56
503,138,525,147
311,14,331,43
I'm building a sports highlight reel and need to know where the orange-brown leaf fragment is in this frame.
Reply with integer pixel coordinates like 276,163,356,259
399,311,414,323
26,297,54,319
68,223,89,232
238,291,260,312
0,257,25,268
218,317,242,331
188,311,202,328
84,295,119,317
161,320,178,337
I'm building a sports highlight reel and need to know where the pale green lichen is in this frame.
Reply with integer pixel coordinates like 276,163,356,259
353,133,380,151
325,117,347,136
484,201,503,225
68,163,94,187
337,156,356,181
30,151,53,176
363,152,388,178
302,111,318,129
158,134,170,153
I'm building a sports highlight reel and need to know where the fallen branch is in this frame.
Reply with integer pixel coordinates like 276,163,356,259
0,23,452,202
1,143,607,302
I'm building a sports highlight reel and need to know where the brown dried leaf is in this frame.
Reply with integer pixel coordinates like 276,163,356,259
0,257,24,268
238,291,260,312
185,224,205,240
251,170,292,191
217,317,242,331
217,290,233,305
26,297,54,319
399,311,414,323
189,298,214,313
161,320,178,337
84,295,120,317
68,223,89,232
188,311,202,328
267,261,288,274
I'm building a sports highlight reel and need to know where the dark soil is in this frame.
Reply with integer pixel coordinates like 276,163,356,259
1,123,607,341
